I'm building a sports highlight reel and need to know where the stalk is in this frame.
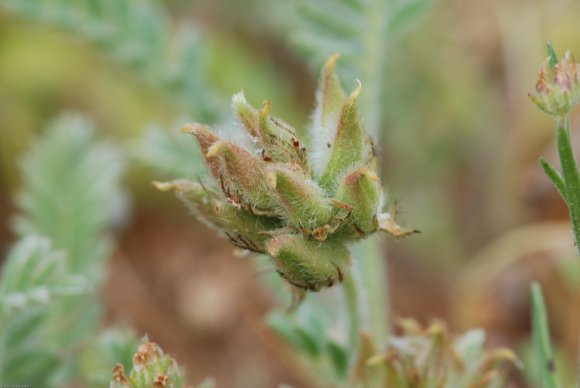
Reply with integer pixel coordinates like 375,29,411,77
353,0,391,349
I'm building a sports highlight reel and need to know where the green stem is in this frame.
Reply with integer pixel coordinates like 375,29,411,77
357,237,389,343
342,274,360,352
555,115,580,254
342,2,391,381
355,0,391,347
351,238,388,387
531,282,562,388
360,0,387,139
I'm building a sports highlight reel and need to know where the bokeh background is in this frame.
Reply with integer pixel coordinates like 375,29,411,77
2,0,580,386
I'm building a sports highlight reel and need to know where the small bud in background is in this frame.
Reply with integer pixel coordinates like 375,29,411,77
110,339,186,388
158,54,415,291
529,44,580,117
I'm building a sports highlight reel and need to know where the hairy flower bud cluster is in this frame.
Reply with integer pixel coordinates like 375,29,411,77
529,44,580,116
110,340,185,388
157,54,416,291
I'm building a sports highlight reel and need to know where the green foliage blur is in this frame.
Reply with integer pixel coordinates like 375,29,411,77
2,0,580,386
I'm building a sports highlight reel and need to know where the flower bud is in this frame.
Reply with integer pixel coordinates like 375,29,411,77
110,339,185,388
231,91,260,138
309,54,347,176
205,140,276,213
232,92,309,171
335,166,381,237
319,81,366,189
315,53,347,128
529,44,580,116
154,180,278,252
157,54,416,292
267,167,334,233
266,233,351,291
153,180,220,226
182,123,220,155
181,123,222,177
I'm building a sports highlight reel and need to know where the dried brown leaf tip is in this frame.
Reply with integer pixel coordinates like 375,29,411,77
530,43,580,116
110,338,187,388
112,363,129,385
157,54,416,291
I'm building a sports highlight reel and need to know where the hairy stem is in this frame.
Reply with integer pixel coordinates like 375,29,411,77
353,0,391,351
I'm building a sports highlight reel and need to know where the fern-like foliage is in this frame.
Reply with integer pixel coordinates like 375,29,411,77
1,0,225,179
13,114,124,278
0,113,126,386
1,0,220,120
0,236,89,320
0,237,90,382
293,0,432,79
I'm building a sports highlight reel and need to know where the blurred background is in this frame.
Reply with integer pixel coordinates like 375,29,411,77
2,0,580,386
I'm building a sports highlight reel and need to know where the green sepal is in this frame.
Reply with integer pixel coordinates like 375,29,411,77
231,91,261,138
182,123,222,177
309,54,348,176
267,167,333,233
183,123,277,213
154,180,279,252
320,82,366,189
205,140,276,213
546,42,558,68
232,92,309,171
313,53,347,130
266,234,351,291
182,123,220,156
334,166,381,237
